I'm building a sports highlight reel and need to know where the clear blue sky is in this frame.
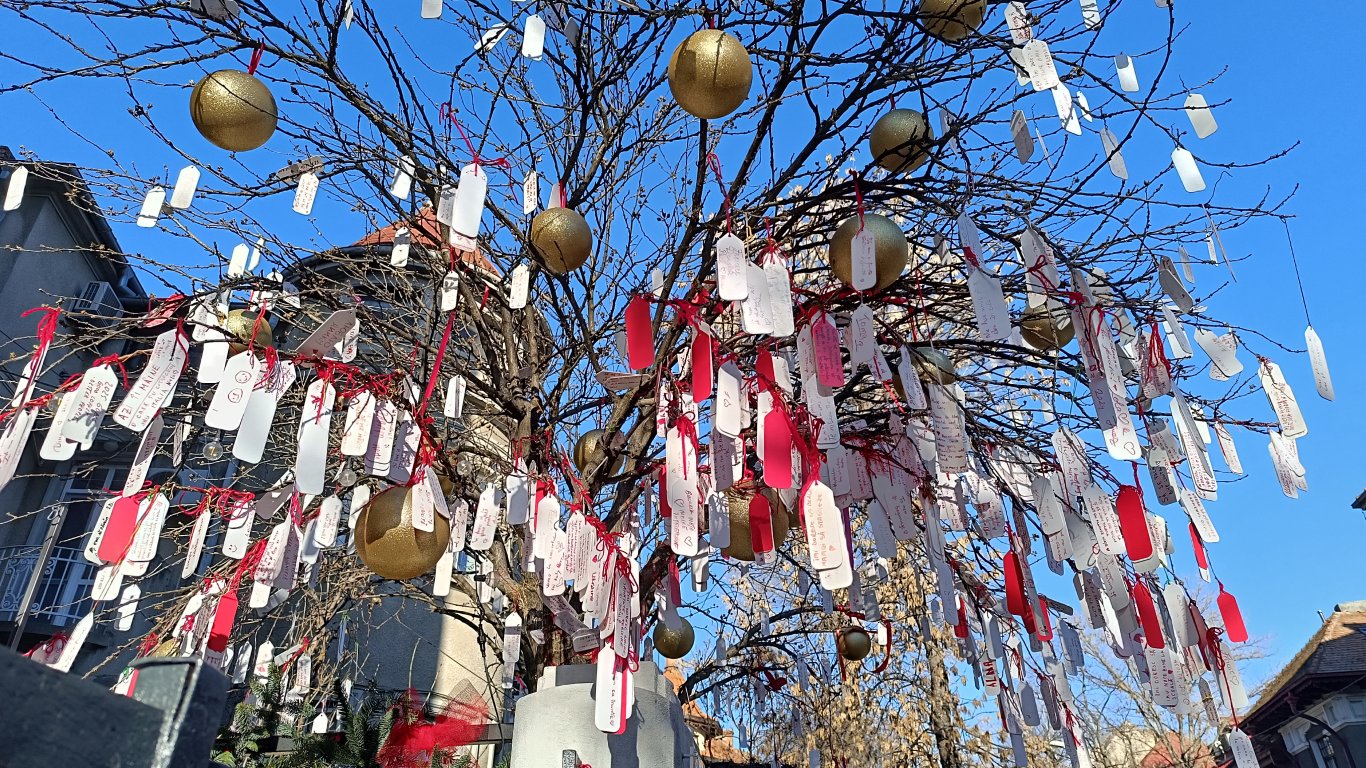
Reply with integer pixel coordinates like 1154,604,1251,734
2,1,1363,687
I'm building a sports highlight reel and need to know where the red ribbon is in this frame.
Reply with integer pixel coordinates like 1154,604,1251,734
246,42,265,76
705,152,733,234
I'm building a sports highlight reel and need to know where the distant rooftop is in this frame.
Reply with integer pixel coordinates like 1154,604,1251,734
1243,601,1366,730
349,203,496,274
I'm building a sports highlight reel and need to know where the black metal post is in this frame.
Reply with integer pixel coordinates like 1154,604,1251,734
7,500,67,650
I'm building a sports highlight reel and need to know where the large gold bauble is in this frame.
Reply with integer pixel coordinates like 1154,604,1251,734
653,617,696,659
911,347,957,385
826,214,908,292
869,109,934,174
573,429,625,476
720,486,791,562
1018,304,1076,352
189,70,278,152
224,309,274,355
530,207,593,274
356,486,451,580
667,30,753,120
837,626,873,661
918,0,987,43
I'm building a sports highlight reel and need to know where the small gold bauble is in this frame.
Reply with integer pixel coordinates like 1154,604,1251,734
573,428,626,476
223,309,274,355
720,486,791,562
667,29,753,120
837,626,873,661
356,486,451,580
530,207,593,274
826,213,909,292
869,109,934,174
911,347,957,385
653,617,696,659
1018,304,1076,352
189,70,278,152
918,0,987,43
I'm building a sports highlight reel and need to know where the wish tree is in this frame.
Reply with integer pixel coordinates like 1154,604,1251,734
0,0,1329,766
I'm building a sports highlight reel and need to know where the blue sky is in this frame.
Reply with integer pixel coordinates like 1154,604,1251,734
2,0,1363,688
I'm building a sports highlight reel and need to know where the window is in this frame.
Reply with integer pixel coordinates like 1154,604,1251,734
1314,734,1339,768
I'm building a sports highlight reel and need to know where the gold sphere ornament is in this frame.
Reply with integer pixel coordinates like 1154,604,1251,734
1018,304,1076,352
720,486,791,562
573,428,626,476
918,0,987,43
189,70,278,152
837,626,873,661
356,486,451,580
826,213,909,292
223,309,274,355
869,109,934,174
530,207,593,274
653,617,696,659
667,29,753,120
911,346,957,385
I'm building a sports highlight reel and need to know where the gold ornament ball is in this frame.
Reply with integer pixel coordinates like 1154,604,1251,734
918,0,987,43
667,29,753,120
189,70,278,152
911,347,957,385
573,428,626,476
653,617,696,659
721,487,791,562
356,486,451,580
827,214,909,292
837,626,873,661
224,309,274,355
530,207,593,274
1018,304,1076,352
869,109,934,174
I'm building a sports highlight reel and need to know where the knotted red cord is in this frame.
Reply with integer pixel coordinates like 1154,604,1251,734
91,354,131,389
705,153,734,234
437,104,512,170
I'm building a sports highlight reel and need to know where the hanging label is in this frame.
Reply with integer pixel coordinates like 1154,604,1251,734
114,329,188,433
716,233,749,301
295,379,336,495
1305,326,1334,401
850,227,877,291
1257,359,1307,438
764,261,796,338
741,264,775,335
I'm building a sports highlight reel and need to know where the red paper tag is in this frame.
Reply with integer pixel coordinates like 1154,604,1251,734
668,558,682,606
755,345,775,384
1189,522,1209,569
1035,597,1054,642
625,295,655,371
1218,585,1248,643
761,409,793,489
691,330,713,401
1131,581,1165,648
954,599,969,639
97,495,144,563
811,316,844,389
749,493,775,555
1004,549,1027,617
658,467,672,519
1116,485,1153,561
207,590,238,653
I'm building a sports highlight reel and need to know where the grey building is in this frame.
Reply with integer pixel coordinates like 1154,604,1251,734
1240,601,1366,768
0,146,152,658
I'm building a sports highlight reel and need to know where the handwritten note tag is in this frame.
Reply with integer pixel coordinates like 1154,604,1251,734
740,264,775,335
1305,326,1334,401
1258,359,1307,438
851,227,877,291
716,233,748,301
967,267,1012,341
1021,39,1060,91
802,481,845,571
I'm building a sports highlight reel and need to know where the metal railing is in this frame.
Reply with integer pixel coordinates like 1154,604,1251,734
0,545,96,628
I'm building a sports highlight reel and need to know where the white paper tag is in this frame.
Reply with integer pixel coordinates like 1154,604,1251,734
764,260,796,338
1258,359,1307,438
292,172,319,215
136,186,165,228
1171,147,1206,193
3,167,29,211
468,483,500,551
1021,39,1060,91
1115,54,1139,92
1184,93,1218,138
522,171,539,215
295,379,336,495
522,14,546,59
293,309,358,360
716,233,749,301
1100,127,1128,180
740,264,774,335
967,267,1012,341
1305,326,1334,401
453,163,487,241
234,361,297,464
205,352,260,431
169,166,200,209
509,263,530,310
851,227,877,291
114,330,188,433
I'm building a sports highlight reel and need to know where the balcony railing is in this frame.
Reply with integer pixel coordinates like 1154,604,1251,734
0,544,96,628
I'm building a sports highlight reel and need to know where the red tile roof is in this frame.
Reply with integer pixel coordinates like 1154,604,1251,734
351,203,497,274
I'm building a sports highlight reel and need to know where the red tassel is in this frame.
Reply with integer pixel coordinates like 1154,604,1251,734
1218,584,1249,643
1116,485,1153,561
